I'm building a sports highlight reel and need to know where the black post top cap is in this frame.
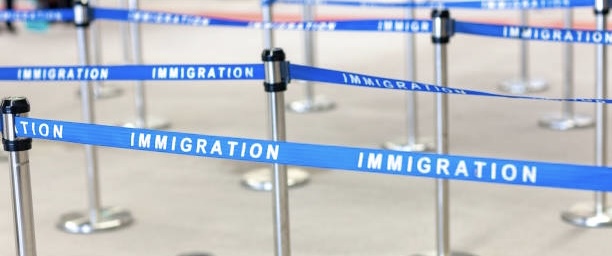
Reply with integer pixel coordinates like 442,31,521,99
431,9,450,18
74,0,89,5
1,97,30,114
262,48,286,62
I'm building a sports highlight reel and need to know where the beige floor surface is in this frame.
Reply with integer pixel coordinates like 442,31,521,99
1,0,612,255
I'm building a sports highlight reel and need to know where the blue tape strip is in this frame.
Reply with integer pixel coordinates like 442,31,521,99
92,7,251,27
91,7,612,43
2,62,612,104
90,7,612,43
289,63,612,104
0,9,73,22
248,19,432,33
269,0,592,9
0,64,263,81
455,21,612,45
92,8,431,33
4,116,612,191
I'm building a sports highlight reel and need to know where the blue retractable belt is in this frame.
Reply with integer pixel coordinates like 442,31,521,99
1,116,611,192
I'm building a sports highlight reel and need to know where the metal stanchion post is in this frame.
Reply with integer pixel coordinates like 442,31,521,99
538,9,593,130
413,10,475,256
241,1,310,191
286,0,335,113
57,0,133,234
2,97,37,256
75,0,124,99
383,6,433,152
119,0,132,63
122,0,170,129
263,48,292,256
560,0,612,227
498,9,548,94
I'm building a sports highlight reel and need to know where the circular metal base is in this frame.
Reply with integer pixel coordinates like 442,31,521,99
538,113,594,131
561,203,612,228
57,206,133,234
287,96,336,113
77,84,124,100
411,251,477,256
498,78,548,94
123,116,171,130
241,167,310,191
383,139,434,152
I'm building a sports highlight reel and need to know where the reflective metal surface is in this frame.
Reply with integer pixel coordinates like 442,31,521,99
241,167,309,191
124,0,169,130
383,8,429,152
57,207,133,234
538,10,591,131
123,116,171,129
538,114,594,131
287,95,335,113
77,84,124,100
499,10,548,94
498,78,548,94
562,5,609,229
561,202,612,227
383,140,433,152
287,1,335,114
3,105,38,256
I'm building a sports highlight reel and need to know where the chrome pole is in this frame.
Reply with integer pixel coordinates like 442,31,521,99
241,1,309,191
120,0,131,63
263,48,292,256
383,6,432,152
413,9,476,256
560,0,612,228
2,97,37,256
286,0,335,113
433,10,450,256
498,9,548,94
58,0,133,234
76,1,102,227
87,0,123,99
123,0,170,129
538,9,593,130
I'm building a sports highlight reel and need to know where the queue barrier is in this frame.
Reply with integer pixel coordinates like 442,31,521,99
1,63,612,104
1,0,611,255
1,5,612,46
0,53,611,192
265,0,594,9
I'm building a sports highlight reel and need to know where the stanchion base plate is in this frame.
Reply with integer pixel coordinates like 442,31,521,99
241,167,310,191
538,113,594,131
77,84,124,100
411,251,477,256
383,139,434,152
57,206,133,234
123,116,171,130
561,203,612,228
287,96,336,113
498,78,548,94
